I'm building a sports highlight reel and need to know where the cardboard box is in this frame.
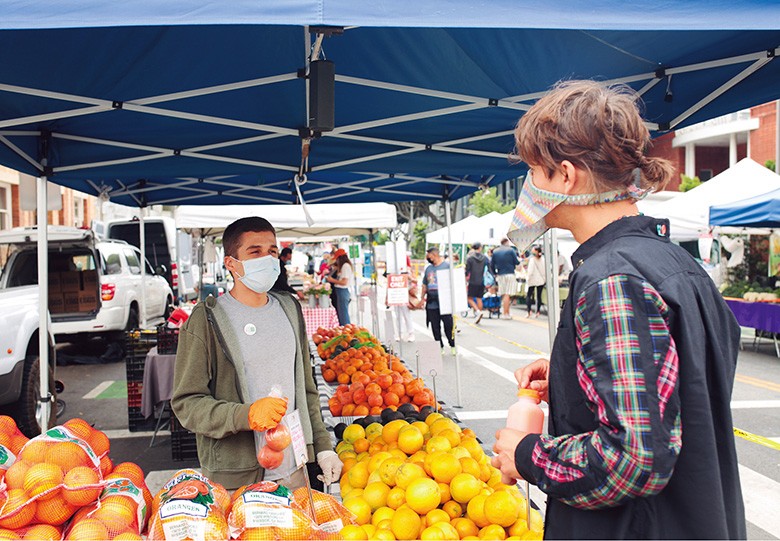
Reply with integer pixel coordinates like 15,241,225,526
48,294,64,314
77,290,99,312
63,292,80,313
81,270,98,291
47,272,61,290
60,271,81,292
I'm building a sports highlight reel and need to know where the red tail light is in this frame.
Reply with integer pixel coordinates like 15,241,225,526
101,283,116,301
171,262,179,287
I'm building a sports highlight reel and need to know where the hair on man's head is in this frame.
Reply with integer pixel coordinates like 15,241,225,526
222,217,276,258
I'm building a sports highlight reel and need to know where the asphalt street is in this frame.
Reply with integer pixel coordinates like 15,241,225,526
53,298,780,539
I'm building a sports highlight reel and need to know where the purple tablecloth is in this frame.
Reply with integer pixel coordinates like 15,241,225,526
141,346,176,418
724,299,780,334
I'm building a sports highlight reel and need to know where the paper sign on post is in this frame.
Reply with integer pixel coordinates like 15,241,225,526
416,340,443,375
387,274,409,306
286,410,308,469
436,266,469,315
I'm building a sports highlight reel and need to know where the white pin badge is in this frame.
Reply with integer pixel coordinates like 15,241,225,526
244,323,257,336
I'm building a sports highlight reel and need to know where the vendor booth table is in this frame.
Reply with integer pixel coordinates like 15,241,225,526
301,306,339,337
724,299,780,357
141,346,177,420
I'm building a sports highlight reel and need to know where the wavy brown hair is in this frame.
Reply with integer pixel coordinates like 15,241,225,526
513,80,674,194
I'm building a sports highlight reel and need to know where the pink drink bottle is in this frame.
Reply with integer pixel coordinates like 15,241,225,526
506,389,544,434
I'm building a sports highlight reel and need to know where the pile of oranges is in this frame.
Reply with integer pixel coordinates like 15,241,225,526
0,416,152,540
319,327,437,417
314,325,381,361
335,413,544,541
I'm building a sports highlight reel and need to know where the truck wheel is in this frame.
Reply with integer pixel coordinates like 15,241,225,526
125,305,139,331
163,296,173,320
11,355,56,437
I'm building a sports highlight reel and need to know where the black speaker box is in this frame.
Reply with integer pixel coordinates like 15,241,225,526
309,60,335,132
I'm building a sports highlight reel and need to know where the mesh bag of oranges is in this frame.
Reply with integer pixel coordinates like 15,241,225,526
0,421,105,532
228,480,337,540
147,470,229,541
63,478,147,540
0,416,29,486
291,487,356,534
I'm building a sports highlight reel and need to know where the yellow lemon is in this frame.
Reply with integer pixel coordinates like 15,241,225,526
366,422,384,438
412,421,430,436
363,482,391,511
394,462,426,490
431,453,462,484
341,524,369,540
390,507,422,541
405,478,441,515
484,491,519,527
439,429,461,448
420,526,445,540
459,457,482,478
432,521,460,540
368,451,392,473
371,506,395,526
373,529,396,541
348,461,370,489
460,438,485,461
425,412,444,426
426,435,452,454
343,497,372,525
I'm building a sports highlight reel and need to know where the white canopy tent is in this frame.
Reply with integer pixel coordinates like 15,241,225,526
653,158,780,240
175,202,397,238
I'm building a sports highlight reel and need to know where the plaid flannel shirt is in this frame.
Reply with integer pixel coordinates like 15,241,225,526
522,274,682,510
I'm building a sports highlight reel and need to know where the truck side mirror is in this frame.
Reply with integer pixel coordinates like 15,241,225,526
155,265,167,276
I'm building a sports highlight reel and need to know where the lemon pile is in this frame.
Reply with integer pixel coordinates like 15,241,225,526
335,413,544,541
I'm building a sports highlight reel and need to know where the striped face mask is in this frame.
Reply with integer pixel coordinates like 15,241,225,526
507,170,637,252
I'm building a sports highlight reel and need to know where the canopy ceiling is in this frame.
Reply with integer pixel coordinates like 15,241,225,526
2,2,780,207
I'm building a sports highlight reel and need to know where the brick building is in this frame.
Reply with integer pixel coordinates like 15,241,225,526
0,165,96,231
647,102,779,191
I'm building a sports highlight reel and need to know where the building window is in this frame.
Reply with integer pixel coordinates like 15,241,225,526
73,196,85,227
699,169,713,182
0,183,11,230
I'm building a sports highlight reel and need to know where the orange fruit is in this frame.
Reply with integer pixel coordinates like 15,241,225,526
442,500,463,520
0,489,35,530
339,524,368,540
342,497,372,526
3,460,29,490
381,420,409,444
9,435,29,456
22,524,61,540
453,517,480,539
438,483,451,505
390,507,421,541
45,441,91,471
0,530,19,541
0,416,19,435
87,430,110,457
378,457,404,487
19,440,48,463
426,508,451,526
211,483,231,514
63,419,95,442
404,478,440,515
466,494,490,528
23,463,64,500
112,532,143,541
479,524,507,540
63,466,102,507
397,426,424,455
430,453,462,484
450,473,482,504
420,526,446,540
110,462,145,488
34,497,77,526
65,518,109,541
484,491,519,527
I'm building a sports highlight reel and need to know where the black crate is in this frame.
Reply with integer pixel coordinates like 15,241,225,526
156,325,180,355
170,413,198,461
125,355,146,384
128,406,156,432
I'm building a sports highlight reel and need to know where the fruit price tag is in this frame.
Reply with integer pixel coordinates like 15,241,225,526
417,340,443,375
286,410,308,469
0,444,15,470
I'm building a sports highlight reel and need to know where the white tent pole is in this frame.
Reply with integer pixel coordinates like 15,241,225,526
542,230,560,351
369,229,380,338
445,199,463,408
139,209,147,329
36,173,51,432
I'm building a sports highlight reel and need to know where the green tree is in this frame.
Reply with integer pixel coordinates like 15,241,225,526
469,187,514,216
765,159,776,173
679,174,701,192
410,221,428,259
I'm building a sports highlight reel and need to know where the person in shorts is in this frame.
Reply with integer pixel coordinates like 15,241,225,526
491,238,521,319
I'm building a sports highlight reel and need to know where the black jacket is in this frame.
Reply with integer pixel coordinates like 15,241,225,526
271,260,297,296
515,216,745,539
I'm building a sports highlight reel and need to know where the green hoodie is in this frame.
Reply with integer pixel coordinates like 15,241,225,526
171,291,332,489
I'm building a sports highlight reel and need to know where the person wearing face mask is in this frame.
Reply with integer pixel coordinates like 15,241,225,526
171,217,340,490
325,249,353,325
491,81,744,539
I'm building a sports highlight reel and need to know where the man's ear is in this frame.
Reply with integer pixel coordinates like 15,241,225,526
559,160,589,195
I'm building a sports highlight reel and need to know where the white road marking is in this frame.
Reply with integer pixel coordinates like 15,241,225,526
458,345,518,383
730,400,780,409
740,465,780,538
476,346,542,361
82,380,115,399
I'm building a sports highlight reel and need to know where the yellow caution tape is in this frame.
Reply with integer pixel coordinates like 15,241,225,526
733,427,780,451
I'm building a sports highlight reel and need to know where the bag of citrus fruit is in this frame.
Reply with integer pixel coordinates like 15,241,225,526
291,486,356,534
64,477,146,540
3,522,63,540
0,422,104,531
0,416,29,485
147,469,229,541
229,480,337,540
253,387,297,482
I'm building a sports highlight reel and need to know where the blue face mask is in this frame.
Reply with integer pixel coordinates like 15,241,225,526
232,255,280,294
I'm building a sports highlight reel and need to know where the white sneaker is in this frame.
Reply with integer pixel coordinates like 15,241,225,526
450,346,458,356
405,333,416,342
475,310,483,324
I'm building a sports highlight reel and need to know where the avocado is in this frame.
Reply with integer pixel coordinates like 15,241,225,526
380,408,396,423
398,403,417,416
334,422,347,441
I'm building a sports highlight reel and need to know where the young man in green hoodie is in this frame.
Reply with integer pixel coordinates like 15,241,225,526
171,216,340,490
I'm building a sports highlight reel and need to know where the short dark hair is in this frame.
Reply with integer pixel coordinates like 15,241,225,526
222,217,276,258
472,242,482,250
501,238,510,245
426,246,439,253
280,247,293,258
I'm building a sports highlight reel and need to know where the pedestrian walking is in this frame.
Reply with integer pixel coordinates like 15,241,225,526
491,238,521,319
465,242,490,323
421,246,456,355
525,245,545,317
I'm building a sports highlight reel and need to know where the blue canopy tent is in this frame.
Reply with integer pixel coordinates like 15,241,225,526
3,0,780,429
710,188,780,228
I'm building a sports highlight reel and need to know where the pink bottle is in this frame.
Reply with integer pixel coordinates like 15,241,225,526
506,389,545,433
